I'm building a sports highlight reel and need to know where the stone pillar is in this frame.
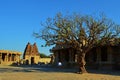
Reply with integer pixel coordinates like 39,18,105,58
68,50,71,63
11,54,14,61
18,54,20,61
71,49,74,62
5,53,7,62
96,47,102,70
6,53,9,62
14,54,16,61
60,50,64,62
29,56,31,65
13,54,16,61
10,54,12,61
107,46,113,69
54,52,59,64
74,50,78,63
8,54,10,61
0,53,2,64
108,46,112,63
96,47,101,63
16,54,19,62
69,49,74,63
59,51,62,62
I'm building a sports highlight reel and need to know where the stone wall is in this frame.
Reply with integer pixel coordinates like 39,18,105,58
39,58,51,64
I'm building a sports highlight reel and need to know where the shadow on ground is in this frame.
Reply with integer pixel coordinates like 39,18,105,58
0,65,120,76
0,65,77,73
88,69,120,76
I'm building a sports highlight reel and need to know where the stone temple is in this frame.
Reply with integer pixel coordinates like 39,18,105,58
23,42,40,65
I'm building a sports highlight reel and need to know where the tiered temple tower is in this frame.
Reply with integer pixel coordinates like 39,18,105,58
23,42,40,64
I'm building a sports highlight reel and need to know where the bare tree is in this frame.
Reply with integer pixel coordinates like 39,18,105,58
34,13,120,73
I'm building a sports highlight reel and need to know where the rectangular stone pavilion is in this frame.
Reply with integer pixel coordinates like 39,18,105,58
0,50,21,65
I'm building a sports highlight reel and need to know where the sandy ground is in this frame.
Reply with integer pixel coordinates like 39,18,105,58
0,65,120,80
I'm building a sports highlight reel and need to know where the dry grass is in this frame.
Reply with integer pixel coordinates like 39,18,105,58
0,65,119,80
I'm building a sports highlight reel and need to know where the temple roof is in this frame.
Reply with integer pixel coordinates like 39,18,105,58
0,50,22,54
23,42,40,57
51,44,72,51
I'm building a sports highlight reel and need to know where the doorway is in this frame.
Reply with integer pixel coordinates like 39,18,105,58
31,57,34,64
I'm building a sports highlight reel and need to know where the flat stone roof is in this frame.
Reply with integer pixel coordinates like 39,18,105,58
0,50,22,55
52,44,72,51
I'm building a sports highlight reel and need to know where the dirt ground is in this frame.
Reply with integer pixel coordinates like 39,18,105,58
0,65,120,80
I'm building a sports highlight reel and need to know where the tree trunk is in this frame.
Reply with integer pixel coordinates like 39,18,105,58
77,53,87,74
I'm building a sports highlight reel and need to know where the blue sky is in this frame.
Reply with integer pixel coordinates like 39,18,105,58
0,0,120,55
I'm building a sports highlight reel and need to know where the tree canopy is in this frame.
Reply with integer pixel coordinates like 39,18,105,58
34,13,120,52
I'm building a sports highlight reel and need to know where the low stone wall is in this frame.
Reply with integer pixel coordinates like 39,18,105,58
0,61,18,65
39,58,51,64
